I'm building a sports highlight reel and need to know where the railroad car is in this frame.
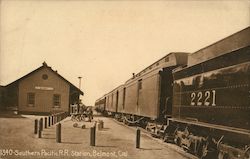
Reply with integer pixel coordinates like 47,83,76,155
117,53,189,125
105,90,113,114
94,96,106,113
167,27,250,159
115,85,126,119
104,85,125,116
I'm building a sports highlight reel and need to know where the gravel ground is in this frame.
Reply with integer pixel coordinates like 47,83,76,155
0,114,192,159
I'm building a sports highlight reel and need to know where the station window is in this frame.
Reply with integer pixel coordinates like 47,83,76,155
53,94,61,107
165,57,169,62
27,93,35,107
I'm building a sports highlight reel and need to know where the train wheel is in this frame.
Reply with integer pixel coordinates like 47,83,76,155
176,137,182,147
218,152,229,159
246,147,250,159
163,135,168,142
163,135,174,143
123,119,130,126
122,118,126,124
198,142,208,159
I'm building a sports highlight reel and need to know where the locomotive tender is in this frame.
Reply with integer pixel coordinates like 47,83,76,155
95,27,250,159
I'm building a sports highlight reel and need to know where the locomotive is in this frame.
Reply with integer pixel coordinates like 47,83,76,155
95,27,250,159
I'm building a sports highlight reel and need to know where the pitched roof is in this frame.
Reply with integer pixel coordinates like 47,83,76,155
5,62,84,95
0,85,5,89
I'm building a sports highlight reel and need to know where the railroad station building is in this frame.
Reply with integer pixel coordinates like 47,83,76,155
0,62,83,115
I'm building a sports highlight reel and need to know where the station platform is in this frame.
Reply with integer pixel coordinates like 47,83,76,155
0,115,195,159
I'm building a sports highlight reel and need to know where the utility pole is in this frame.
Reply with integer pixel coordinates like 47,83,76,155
78,76,82,90
77,76,82,107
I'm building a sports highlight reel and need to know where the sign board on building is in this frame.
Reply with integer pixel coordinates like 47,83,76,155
35,86,54,91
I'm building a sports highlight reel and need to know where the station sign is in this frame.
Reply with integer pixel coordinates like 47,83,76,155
35,86,54,91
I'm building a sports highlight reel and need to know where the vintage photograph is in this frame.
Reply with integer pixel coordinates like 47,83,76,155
0,0,249,159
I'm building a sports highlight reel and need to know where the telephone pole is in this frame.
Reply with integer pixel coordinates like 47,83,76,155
78,76,82,90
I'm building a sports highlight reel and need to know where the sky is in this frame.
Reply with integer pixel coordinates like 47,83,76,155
0,0,249,105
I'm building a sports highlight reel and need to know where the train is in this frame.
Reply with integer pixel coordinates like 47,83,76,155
95,27,250,159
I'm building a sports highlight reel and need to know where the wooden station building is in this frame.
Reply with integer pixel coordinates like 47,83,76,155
0,62,83,115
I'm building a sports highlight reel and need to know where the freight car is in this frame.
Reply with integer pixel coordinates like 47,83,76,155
94,27,250,159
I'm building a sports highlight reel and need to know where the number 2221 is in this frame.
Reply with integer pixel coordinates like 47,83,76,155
190,90,216,106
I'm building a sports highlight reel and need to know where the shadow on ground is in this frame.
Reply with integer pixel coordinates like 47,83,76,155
0,110,26,118
62,141,82,144
139,148,162,150
95,145,117,148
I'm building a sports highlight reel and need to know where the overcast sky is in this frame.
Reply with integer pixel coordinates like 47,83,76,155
0,0,249,105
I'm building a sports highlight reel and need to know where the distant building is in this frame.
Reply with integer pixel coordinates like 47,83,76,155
1,62,83,115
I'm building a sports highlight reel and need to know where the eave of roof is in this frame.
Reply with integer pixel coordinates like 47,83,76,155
5,62,84,95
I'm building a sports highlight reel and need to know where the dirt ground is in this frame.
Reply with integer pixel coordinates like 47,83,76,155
0,113,194,159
